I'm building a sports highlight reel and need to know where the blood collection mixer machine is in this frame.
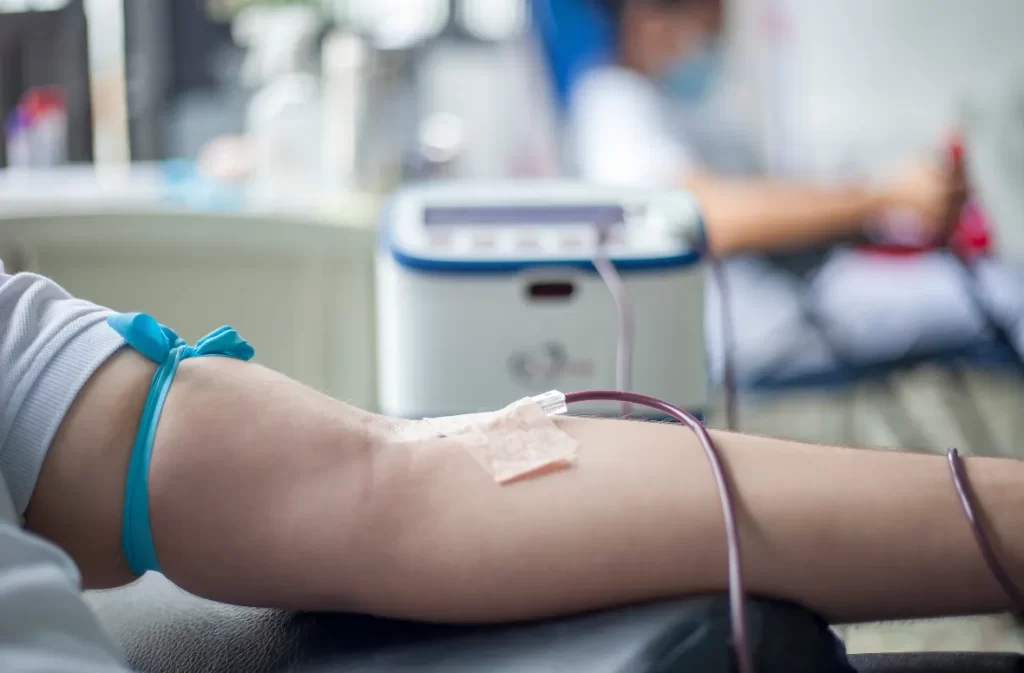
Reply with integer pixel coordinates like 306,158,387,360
376,182,707,418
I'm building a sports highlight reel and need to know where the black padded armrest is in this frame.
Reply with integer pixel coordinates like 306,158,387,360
849,653,1024,673
87,575,1023,673
88,575,849,673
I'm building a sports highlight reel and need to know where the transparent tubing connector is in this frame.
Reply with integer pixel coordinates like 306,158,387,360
531,390,568,416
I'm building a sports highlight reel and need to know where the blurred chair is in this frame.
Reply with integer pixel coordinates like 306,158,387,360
530,0,614,113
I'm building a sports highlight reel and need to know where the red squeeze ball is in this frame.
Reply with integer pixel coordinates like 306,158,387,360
950,201,993,260
859,133,981,259
948,137,965,167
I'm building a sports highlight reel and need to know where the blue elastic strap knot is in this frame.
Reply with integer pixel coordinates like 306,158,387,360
107,313,255,575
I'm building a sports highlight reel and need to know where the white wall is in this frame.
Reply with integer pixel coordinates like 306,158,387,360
0,211,379,409
417,37,562,179
737,0,1024,177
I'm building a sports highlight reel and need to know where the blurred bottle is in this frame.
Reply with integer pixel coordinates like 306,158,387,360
235,5,324,211
405,112,465,180
3,87,68,169
5,109,31,169
24,87,68,167
321,30,369,194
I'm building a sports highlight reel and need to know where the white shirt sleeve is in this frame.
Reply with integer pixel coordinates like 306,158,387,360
568,66,697,187
0,263,125,517
0,479,129,673
0,261,130,671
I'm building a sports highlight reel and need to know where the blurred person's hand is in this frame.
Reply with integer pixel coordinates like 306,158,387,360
876,157,968,238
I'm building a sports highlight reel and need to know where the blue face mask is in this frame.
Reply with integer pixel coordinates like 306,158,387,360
660,46,722,102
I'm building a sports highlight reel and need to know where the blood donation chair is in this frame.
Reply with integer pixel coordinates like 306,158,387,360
531,0,614,113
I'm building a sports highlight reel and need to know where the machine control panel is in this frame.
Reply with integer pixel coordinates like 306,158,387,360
385,182,701,266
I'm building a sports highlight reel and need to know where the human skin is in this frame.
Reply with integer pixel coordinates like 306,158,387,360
26,350,1022,624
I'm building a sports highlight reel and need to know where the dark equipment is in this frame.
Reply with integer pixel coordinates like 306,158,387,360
87,574,1022,673
0,0,93,167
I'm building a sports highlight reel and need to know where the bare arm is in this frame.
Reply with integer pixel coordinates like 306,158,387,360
27,354,1024,624
685,174,887,255
685,159,963,257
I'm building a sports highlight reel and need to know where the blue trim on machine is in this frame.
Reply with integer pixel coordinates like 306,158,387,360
388,248,701,274
377,196,703,275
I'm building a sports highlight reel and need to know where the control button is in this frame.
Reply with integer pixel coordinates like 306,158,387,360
559,235,584,250
428,231,452,248
472,234,496,249
517,236,541,251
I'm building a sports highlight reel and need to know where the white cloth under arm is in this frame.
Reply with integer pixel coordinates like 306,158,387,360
568,66,696,187
0,480,129,673
0,262,125,516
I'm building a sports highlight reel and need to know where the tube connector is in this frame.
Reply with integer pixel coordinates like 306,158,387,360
530,390,568,416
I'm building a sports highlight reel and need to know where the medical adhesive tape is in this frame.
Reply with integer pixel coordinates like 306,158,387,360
402,392,580,484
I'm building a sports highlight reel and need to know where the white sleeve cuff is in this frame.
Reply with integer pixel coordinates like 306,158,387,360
2,317,125,517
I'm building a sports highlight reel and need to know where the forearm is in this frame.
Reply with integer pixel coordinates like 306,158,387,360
325,418,1024,624
684,174,887,256
148,360,1024,623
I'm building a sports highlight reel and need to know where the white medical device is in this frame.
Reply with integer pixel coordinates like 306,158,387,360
376,181,707,418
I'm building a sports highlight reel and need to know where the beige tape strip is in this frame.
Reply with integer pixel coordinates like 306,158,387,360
421,398,580,484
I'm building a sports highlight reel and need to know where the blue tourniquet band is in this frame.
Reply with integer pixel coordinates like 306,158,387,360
106,313,255,575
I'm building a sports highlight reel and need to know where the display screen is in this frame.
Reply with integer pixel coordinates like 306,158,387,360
424,205,625,227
